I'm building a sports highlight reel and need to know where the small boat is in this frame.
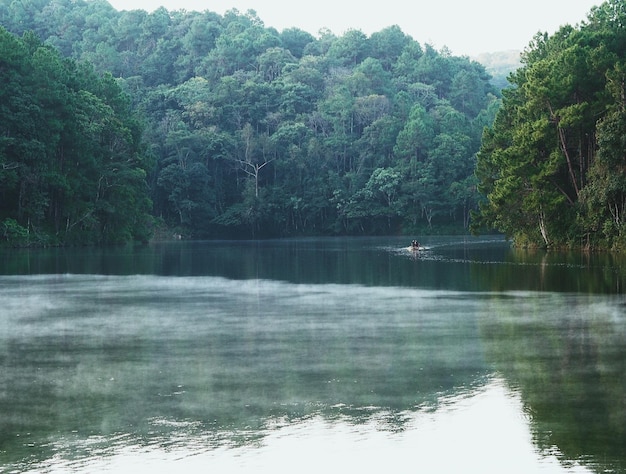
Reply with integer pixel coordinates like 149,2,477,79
408,240,423,251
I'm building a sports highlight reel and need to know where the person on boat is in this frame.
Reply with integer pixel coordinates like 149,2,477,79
411,240,420,250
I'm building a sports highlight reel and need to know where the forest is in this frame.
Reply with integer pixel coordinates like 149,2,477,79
0,0,500,244
474,0,626,250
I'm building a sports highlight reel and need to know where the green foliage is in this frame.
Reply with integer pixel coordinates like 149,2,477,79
474,0,626,250
0,26,153,246
1,219,29,245
2,0,502,240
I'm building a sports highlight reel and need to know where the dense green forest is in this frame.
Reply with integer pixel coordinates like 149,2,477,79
0,0,501,244
474,0,626,250
0,26,153,245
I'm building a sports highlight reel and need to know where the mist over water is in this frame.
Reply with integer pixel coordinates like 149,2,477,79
1,236,625,473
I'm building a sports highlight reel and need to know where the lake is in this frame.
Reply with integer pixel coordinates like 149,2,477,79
1,235,625,473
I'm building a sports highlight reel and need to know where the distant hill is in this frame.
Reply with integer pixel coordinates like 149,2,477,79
473,50,522,89
0,1,501,242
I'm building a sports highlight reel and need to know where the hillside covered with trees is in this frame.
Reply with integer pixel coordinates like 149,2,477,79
0,27,153,245
474,0,626,250
0,0,500,244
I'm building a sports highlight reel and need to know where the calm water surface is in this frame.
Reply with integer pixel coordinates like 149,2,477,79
1,236,625,473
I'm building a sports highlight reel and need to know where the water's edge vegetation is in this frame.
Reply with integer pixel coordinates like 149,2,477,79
2,1,626,250
0,0,499,245
473,1,626,251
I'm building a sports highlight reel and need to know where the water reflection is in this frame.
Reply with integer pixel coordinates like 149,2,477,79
14,377,593,474
1,236,624,293
480,292,626,472
1,275,488,451
1,238,626,472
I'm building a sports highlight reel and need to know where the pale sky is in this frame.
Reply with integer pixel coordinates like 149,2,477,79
106,0,602,56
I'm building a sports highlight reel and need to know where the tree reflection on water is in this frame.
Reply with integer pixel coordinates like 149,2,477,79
1,237,625,473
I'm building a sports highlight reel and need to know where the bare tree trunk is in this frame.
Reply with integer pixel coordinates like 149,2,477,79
539,211,549,247
557,126,580,199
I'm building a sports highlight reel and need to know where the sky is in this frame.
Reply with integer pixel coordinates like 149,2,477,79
106,0,602,57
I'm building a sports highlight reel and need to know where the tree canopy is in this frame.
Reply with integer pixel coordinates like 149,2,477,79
473,0,626,250
0,27,153,245
1,0,502,243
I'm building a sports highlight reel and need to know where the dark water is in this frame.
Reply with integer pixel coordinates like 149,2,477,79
1,236,625,473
